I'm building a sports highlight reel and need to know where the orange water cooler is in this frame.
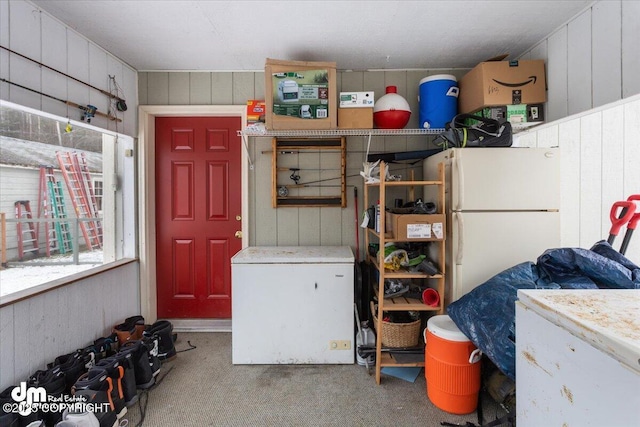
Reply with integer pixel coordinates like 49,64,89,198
424,315,482,414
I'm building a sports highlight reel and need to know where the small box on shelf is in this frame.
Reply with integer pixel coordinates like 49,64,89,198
338,107,373,129
264,58,337,130
458,59,546,114
386,213,445,240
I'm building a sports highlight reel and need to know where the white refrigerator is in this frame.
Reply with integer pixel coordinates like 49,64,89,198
423,147,560,303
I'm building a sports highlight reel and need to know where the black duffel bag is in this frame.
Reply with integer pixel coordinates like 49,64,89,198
434,113,512,148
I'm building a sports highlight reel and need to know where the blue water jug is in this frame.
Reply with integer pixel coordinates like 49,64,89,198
419,75,459,129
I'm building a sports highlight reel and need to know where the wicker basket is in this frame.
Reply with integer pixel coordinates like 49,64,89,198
371,303,422,348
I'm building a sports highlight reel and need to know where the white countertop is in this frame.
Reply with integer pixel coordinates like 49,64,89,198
231,246,354,264
518,289,640,374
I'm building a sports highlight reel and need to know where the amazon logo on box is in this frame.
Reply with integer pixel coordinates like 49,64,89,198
458,59,546,114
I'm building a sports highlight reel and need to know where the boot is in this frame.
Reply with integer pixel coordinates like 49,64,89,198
93,359,127,419
112,323,135,348
27,367,66,426
0,410,18,427
117,341,155,390
143,320,177,362
139,336,161,378
108,352,138,407
127,315,146,340
93,334,118,361
56,408,100,427
0,386,22,426
113,315,145,347
1,385,43,427
48,350,91,394
71,369,117,427
57,408,100,427
77,345,98,371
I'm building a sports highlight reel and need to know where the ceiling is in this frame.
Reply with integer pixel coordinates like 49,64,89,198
32,0,592,72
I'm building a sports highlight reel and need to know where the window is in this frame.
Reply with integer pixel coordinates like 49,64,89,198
0,100,135,298
92,178,104,214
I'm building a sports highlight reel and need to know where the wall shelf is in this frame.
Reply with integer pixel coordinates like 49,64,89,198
239,122,537,138
239,128,445,137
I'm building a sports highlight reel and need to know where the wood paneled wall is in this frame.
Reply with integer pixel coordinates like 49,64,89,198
514,94,640,263
0,2,140,391
137,1,640,260
139,68,467,257
0,261,139,390
0,0,138,137
520,0,640,122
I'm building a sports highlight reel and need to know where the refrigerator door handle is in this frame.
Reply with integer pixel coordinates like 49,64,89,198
455,211,464,265
455,151,464,211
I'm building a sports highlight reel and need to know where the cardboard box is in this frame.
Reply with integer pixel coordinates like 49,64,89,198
265,58,337,130
338,108,373,129
246,100,266,126
387,213,445,241
339,91,374,108
465,103,545,126
458,60,546,114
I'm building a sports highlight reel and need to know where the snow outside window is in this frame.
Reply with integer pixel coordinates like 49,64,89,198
0,101,135,298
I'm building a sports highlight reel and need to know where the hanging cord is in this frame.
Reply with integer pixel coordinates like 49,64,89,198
133,341,196,426
176,340,197,353
108,75,127,133
135,365,175,427
109,75,127,111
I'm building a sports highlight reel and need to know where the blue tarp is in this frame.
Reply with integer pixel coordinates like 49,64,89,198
447,240,640,380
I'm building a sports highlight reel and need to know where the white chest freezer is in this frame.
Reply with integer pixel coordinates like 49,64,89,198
516,289,640,426
231,246,354,364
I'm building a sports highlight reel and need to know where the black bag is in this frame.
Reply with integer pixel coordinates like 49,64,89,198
434,114,512,148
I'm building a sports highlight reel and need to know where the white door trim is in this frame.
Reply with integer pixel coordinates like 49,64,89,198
137,105,248,322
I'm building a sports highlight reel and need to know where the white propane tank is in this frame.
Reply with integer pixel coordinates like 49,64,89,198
356,321,376,366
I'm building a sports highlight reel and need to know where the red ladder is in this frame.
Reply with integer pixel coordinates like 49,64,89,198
56,151,102,249
14,200,39,260
77,153,103,242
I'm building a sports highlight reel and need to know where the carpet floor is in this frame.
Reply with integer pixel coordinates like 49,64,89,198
122,332,510,427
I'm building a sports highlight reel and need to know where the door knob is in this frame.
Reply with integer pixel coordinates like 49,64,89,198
236,215,242,221
235,231,242,239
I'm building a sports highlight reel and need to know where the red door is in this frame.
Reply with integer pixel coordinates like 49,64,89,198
155,116,242,318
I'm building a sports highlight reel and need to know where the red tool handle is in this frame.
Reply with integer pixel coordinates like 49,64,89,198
614,195,640,254
625,195,640,230
620,195,640,231
619,212,640,255
609,201,636,238
622,195,640,231
627,212,640,231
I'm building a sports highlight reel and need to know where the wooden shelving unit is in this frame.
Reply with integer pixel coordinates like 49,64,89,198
364,161,446,384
